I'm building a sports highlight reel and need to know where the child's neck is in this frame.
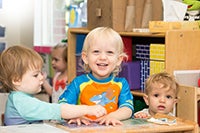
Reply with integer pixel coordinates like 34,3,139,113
57,70,68,81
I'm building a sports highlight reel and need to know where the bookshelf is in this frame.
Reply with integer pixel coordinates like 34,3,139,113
67,28,200,96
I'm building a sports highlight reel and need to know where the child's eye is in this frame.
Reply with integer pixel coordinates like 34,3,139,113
166,95,172,99
52,58,59,62
92,50,100,54
107,51,114,55
154,94,159,97
33,72,42,78
33,74,39,77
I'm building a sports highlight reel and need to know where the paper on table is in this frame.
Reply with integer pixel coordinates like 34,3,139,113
162,0,188,21
147,117,177,126
0,123,68,133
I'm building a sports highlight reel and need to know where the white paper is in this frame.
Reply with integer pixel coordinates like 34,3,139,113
162,0,188,21
147,117,177,126
0,123,68,133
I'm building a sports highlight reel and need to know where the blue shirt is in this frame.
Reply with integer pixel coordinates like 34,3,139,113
59,73,134,117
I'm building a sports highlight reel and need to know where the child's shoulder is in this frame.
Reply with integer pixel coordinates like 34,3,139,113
8,91,33,103
72,74,89,82
113,76,128,83
10,91,29,97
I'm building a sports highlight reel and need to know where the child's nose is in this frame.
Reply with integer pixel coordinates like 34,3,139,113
159,97,166,103
99,52,107,59
51,60,55,65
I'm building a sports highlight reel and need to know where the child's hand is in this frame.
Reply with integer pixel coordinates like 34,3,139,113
42,72,47,81
134,112,149,118
68,117,91,126
95,114,123,126
87,105,107,118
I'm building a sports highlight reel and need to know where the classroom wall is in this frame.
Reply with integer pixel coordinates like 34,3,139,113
0,0,34,48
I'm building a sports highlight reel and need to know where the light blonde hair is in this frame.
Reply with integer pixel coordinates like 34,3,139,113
52,43,68,63
81,27,127,76
0,45,43,92
145,72,179,97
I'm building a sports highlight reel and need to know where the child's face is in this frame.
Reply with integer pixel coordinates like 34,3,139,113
51,48,67,73
13,69,44,94
82,40,122,79
144,83,177,116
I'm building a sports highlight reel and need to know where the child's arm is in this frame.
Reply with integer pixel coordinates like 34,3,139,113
42,80,53,96
60,104,107,119
95,106,132,126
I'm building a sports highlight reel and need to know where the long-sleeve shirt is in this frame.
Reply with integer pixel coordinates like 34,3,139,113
4,91,62,126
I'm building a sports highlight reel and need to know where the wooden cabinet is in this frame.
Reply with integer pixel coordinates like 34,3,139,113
67,28,200,95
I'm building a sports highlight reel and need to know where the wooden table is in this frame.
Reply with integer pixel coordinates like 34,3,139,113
0,114,198,133
56,114,199,133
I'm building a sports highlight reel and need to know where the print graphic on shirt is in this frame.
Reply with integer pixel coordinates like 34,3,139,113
90,90,116,106
80,82,120,114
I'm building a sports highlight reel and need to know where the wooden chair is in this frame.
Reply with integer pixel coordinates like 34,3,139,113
176,85,200,123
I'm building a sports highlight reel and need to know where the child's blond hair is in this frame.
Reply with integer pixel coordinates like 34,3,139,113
52,43,68,63
145,72,179,97
81,27,127,76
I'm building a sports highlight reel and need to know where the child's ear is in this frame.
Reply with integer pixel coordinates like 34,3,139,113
116,55,124,66
81,52,88,64
143,94,149,106
174,98,178,104
12,78,21,86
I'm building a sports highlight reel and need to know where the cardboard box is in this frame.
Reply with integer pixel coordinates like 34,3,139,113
87,0,127,31
149,21,200,33
87,0,163,31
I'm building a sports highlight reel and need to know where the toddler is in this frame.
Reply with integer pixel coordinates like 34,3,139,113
43,43,68,103
59,27,134,126
134,72,179,118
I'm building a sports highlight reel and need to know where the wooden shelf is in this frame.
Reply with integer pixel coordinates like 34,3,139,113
68,27,165,37
131,90,145,97
67,28,200,127
68,28,200,97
